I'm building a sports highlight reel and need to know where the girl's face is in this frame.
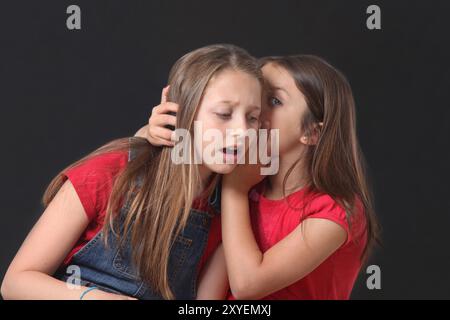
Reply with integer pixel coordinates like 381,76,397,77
194,69,262,176
260,62,310,154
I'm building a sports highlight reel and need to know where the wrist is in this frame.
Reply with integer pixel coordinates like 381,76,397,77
80,286,99,300
222,184,249,201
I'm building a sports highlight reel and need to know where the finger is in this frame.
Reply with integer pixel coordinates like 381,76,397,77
151,104,161,116
153,126,176,143
151,102,176,119
158,102,179,114
151,134,175,147
158,138,175,147
154,114,177,127
170,130,176,142
146,133,174,147
148,136,174,147
161,85,170,103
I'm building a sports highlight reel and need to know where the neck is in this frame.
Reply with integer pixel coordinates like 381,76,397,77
266,147,309,200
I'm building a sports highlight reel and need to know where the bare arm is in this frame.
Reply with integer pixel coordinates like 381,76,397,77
221,182,347,300
1,180,135,300
196,244,229,300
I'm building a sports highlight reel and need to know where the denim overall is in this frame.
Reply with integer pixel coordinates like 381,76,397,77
54,146,221,299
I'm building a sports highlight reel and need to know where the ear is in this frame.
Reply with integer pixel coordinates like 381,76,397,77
300,122,323,146
300,136,309,145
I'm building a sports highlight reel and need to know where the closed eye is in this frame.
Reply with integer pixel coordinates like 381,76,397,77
248,115,259,123
215,112,232,119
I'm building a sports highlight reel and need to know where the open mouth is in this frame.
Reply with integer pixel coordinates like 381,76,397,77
222,146,239,156
218,145,245,164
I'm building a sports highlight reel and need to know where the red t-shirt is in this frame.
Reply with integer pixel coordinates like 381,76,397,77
61,151,221,274
227,184,367,300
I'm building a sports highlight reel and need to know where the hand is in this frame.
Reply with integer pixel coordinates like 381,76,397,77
223,163,265,195
222,154,266,194
146,86,179,147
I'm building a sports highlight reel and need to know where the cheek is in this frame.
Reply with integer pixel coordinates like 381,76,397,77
260,107,271,126
247,121,260,134
196,110,229,134
271,107,302,152
272,107,299,131
194,109,213,125
192,120,227,160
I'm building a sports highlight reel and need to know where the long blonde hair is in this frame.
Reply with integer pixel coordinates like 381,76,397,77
43,44,263,299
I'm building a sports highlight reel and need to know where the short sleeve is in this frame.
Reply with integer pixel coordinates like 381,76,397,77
63,151,128,221
303,194,353,246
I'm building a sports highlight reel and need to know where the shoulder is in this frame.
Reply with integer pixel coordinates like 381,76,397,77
300,191,366,246
305,193,346,217
64,151,129,178
63,151,129,220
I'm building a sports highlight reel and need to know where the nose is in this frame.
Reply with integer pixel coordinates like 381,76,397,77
227,115,250,144
231,114,250,133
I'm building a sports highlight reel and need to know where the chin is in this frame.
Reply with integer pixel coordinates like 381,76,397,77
209,163,237,175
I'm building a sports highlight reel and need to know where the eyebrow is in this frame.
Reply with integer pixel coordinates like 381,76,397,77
271,86,290,97
216,100,238,107
216,100,261,110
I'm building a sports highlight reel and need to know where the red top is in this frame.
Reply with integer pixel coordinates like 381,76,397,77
227,184,367,300
61,151,221,274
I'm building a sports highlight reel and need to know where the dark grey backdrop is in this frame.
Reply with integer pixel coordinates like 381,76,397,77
1,0,449,299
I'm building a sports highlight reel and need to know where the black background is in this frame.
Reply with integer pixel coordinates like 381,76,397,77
1,0,449,299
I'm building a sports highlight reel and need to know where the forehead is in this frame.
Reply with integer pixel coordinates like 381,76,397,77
203,69,261,103
261,62,296,91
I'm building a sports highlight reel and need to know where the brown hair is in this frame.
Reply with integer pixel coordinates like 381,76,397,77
259,55,380,263
43,44,262,299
